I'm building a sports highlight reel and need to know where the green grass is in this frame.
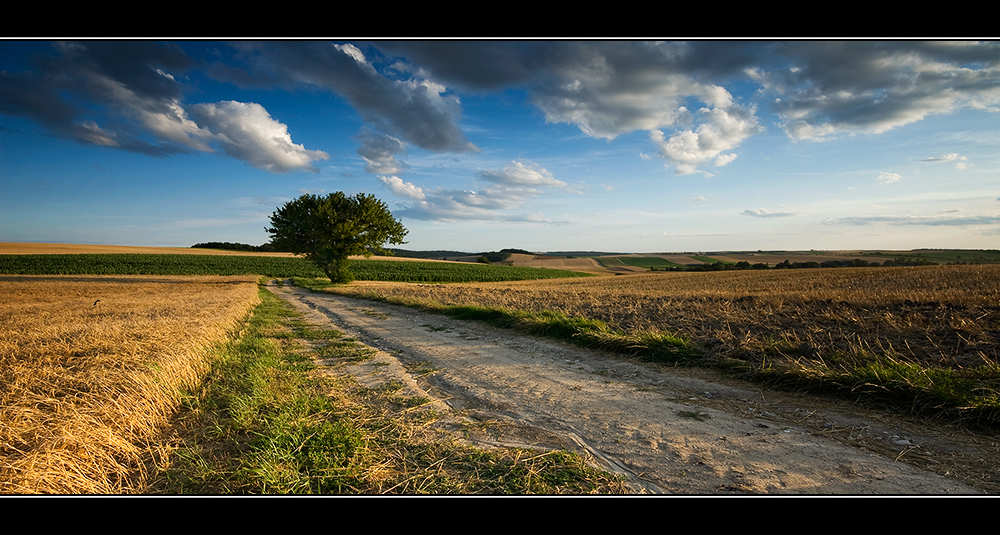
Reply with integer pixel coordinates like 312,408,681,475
690,256,735,265
150,284,624,494
0,254,324,277
720,350,1000,427
0,254,592,282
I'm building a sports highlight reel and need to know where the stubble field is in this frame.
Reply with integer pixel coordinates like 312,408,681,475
0,275,260,493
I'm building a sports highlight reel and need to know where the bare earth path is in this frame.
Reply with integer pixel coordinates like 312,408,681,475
267,282,989,494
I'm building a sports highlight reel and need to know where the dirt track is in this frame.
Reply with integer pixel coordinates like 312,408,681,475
267,281,989,494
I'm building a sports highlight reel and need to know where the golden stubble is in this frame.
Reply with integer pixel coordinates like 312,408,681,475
0,275,261,494
333,265,1000,368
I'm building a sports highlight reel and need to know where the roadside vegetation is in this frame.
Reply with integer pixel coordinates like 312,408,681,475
310,265,1000,429
150,285,624,494
1,273,621,494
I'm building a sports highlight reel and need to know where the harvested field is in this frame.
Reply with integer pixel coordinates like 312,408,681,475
0,275,260,494
505,253,610,274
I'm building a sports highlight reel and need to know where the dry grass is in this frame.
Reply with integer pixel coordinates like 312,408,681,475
331,265,1000,368
0,275,261,494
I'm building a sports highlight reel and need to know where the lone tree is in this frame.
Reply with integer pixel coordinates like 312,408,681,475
267,192,408,283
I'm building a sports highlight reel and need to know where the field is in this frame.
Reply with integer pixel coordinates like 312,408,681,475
593,255,688,270
320,265,1000,425
0,254,591,283
4,244,999,493
0,275,261,493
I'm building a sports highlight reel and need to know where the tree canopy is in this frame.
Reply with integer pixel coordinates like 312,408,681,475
266,192,408,282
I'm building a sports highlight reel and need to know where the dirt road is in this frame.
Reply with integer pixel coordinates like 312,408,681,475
267,282,989,494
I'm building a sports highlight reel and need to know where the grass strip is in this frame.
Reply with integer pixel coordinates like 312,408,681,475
722,351,1000,427
150,284,624,494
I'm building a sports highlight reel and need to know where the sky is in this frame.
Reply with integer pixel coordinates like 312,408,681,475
1,39,997,253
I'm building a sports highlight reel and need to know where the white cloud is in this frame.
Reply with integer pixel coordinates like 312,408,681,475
189,101,329,173
650,104,762,175
378,175,425,200
921,152,962,163
381,160,568,222
877,172,901,184
921,152,969,169
825,213,1000,226
741,207,801,218
477,160,566,188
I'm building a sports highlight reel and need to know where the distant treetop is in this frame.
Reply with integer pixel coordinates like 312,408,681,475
191,242,281,252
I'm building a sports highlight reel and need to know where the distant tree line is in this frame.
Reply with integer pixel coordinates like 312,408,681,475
478,248,534,263
387,249,475,259
650,257,939,272
191,242,283,252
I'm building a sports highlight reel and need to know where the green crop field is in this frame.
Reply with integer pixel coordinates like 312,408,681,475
0,254,592,283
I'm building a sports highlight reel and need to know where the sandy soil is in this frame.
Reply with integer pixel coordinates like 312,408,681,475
267,281,994,495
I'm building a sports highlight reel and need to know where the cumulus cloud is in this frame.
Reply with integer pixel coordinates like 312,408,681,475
877,172,901,184
741,208,801,218
189,101,329,173
650,103,762,175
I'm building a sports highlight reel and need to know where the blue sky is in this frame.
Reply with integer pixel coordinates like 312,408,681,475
2,40,997,253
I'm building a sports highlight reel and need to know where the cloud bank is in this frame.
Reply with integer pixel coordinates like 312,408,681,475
4,40,997,180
